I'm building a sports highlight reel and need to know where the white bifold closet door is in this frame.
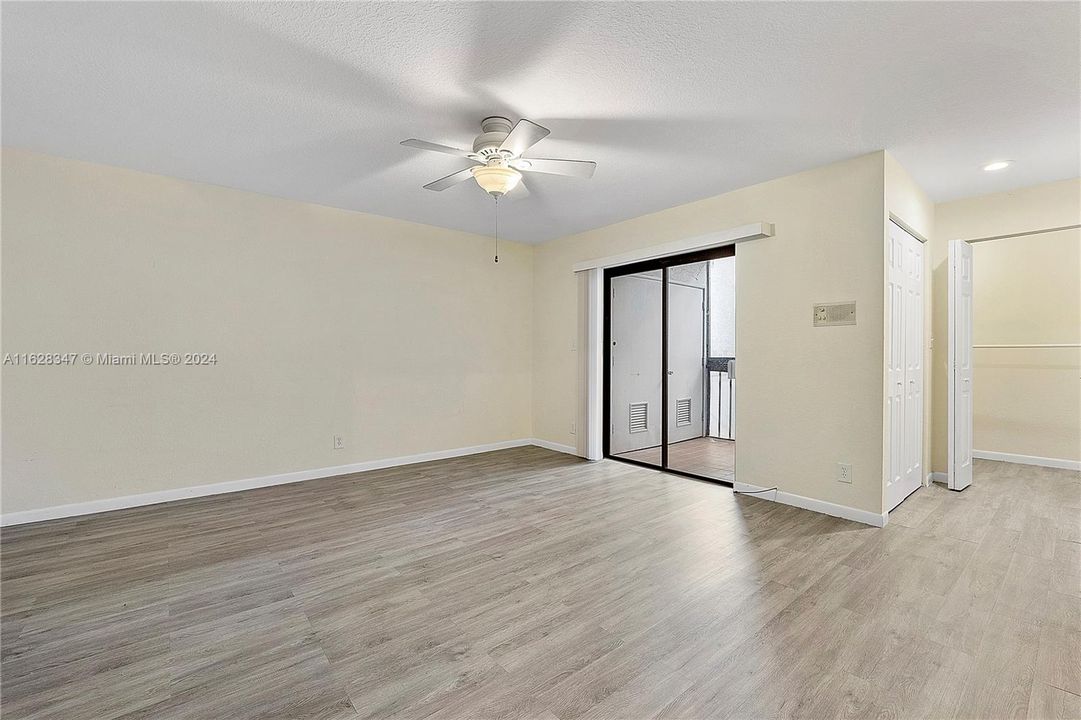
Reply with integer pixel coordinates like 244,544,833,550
886,221,925,512
948,239,974,491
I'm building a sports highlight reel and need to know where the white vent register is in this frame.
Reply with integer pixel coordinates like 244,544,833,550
675,398,693,427
629,402,648,433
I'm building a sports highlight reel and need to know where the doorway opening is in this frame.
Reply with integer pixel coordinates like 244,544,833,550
947,223,1081,490
604,245,736,485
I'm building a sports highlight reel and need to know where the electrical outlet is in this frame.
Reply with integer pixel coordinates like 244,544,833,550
570,421,576,435
837,462,852,483
333,435,344,450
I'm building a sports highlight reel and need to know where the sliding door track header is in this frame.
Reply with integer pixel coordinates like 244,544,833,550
572,222,773,273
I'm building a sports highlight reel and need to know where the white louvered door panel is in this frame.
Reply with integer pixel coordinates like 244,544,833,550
628,402,649,433
675,398,693,427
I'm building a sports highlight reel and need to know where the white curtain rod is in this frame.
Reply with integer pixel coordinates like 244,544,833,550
973,343,1081,349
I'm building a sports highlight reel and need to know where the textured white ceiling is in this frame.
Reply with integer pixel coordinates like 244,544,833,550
3,2,1079,243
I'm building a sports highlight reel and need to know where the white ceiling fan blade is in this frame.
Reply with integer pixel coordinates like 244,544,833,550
512,158,596,179
499,119,550,157
423,167,476,191
401,139,478,160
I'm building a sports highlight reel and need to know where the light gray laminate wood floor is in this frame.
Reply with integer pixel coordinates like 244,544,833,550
1,448,1078,719
618,437,735,482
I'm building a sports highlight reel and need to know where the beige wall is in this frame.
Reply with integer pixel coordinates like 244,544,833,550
14,144,1072,520
1,148,534,514
932,179,1081,468
536,152,892,515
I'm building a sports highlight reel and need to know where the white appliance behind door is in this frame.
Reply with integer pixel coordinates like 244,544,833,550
610,274,662,455
667,282,706,444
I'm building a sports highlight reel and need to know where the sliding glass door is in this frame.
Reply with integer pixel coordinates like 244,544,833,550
608,268,663,468
605,246,736,484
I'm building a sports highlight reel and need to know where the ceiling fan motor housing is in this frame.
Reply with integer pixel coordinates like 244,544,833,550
403,115,594,194
472,116,513,159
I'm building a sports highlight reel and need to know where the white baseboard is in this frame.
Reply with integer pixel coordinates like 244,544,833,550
529,437,578,456
1,438,585,527
733,481,888,528
972,450,1080,471
929,471,948,485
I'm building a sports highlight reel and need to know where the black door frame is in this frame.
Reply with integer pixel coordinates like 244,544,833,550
603,244,736,487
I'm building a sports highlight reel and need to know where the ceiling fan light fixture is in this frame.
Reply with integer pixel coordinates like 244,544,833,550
472,165,521,196
403,116,595,195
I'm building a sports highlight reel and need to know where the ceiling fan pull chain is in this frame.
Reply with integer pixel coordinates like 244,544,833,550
494,195,500,264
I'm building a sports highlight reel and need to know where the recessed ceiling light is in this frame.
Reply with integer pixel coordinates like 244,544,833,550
983,161,1012,172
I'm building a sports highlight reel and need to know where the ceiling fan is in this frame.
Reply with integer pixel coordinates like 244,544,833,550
401,116,597,198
